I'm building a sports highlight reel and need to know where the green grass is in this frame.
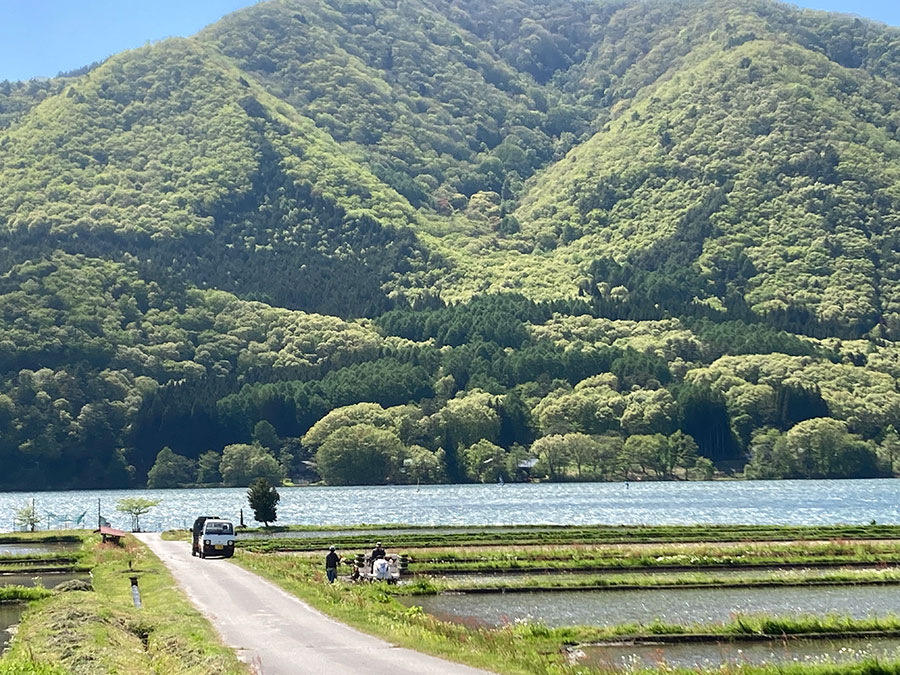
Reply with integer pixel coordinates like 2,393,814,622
233,548,900,674
234,550,564,674
0,585,53,603
156,525,900,671
0,549,88,578
0,533,83,544
395,567,900,595
0,565,89,576
0,533,248,675
264,537,900,579
0,553,81,564
591,661,900,675
564,613,900,641
234,524,900,554
0,661,67,675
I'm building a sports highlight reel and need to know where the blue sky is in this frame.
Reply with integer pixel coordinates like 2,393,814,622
0,1,257,81
1,0,899,82
792,0,900,25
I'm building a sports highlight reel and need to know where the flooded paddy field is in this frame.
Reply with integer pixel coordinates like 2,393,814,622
579,636,900,670
403,564,900,588
397,538,900,572
400,584,900,628
0,604,24,654
238,519,900,672
235,526,534,540
0,571,89,588
0,541,81,556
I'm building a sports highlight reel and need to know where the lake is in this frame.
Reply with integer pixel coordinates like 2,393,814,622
0,478,898,532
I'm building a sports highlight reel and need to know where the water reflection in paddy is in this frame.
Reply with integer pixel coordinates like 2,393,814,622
236,527,518,540
0,542,80,556
407,565,899,587
402,585,900,628
0,572,89,588
0,604,24,654
581,637,900,670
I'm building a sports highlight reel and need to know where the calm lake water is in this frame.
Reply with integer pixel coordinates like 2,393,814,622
0,479,898,533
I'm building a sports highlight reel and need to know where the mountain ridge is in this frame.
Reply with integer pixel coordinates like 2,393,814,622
3,0,900,489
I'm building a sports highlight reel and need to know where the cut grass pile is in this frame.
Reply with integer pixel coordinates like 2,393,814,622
0,534,247,675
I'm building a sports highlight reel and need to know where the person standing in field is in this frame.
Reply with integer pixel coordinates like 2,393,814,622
371,541,386,560
370,541,386,571
325,545,341,583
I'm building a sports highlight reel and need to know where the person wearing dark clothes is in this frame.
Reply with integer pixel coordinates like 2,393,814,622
325,545,341,583
371,541,386,561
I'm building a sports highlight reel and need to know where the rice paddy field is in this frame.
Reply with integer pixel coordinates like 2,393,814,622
227,523,900,673
9,524,900,672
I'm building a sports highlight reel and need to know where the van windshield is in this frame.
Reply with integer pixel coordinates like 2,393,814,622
204,522,233,535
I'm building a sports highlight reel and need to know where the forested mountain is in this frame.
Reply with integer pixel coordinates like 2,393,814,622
3,0,900,489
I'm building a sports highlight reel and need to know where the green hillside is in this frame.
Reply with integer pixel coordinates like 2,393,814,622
2,0,900,489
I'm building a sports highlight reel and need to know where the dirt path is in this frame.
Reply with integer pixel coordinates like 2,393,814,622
135,533,490,675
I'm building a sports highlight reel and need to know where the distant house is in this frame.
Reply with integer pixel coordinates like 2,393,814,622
516,457,539,481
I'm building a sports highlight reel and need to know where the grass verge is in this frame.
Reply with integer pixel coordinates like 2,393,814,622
0,586,53,603
234,549,566,674
0,533,247,675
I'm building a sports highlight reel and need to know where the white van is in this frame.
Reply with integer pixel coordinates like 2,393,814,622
198,519,235,558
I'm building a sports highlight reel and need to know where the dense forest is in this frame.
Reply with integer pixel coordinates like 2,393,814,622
3,0,900,489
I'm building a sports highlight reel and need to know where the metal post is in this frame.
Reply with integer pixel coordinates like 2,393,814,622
129,576,142,609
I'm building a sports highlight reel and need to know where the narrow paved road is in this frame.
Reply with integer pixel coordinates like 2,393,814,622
135,533,490,675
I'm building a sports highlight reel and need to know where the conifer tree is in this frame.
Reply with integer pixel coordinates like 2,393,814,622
247,478,280,527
